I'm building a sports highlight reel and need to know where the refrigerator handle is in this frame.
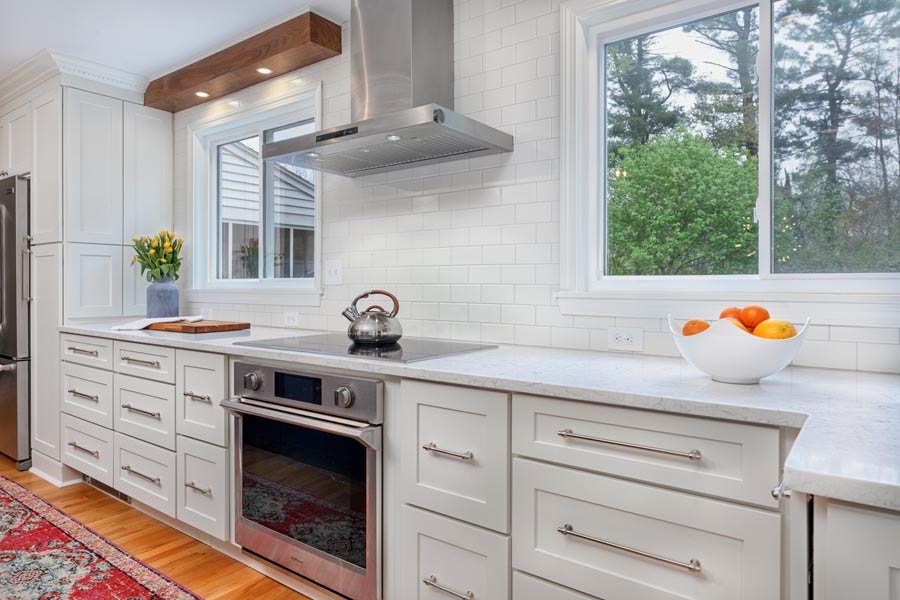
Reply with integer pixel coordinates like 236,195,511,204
22,245,32,303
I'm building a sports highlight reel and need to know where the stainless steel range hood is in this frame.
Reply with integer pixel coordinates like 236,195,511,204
262,0,514,178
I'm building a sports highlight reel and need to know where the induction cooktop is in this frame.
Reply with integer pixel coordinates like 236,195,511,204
233,333,497,363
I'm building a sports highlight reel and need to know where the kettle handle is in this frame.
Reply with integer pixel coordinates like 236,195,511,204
351,289,400,317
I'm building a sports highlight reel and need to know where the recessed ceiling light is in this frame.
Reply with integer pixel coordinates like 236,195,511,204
227,100,240,108
195,91,210,98
307,152,320,158
257,67,273,75
386,134,401,141
360,148,370,153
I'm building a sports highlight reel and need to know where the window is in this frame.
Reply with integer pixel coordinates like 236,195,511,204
214,119,316,282
558,0,899,318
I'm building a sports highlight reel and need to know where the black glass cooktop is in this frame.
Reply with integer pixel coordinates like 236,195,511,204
234,333,497,363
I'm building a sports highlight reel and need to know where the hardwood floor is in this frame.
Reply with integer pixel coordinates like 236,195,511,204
0,456,309,599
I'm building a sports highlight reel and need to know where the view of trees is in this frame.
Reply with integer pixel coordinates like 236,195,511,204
605,0,900,276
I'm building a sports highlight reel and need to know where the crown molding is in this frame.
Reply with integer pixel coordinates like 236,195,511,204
0,48,148,108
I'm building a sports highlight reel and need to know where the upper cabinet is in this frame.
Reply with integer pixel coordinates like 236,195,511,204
30,89,62,244
64,88,123,245
123,103,172,240
1,102,31,177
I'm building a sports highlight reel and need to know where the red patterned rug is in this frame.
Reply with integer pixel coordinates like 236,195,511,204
0,476,199,600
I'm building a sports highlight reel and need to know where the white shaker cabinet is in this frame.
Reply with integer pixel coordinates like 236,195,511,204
30,89,63,244
123,102,172,240
1,102,31,177
64,88,123,245
65,244,123,318
30,244,62,460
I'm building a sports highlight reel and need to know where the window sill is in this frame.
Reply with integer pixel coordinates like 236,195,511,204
184,287,323,307
556,290,900,328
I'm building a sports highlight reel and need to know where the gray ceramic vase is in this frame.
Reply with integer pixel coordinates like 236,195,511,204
146,275,179,318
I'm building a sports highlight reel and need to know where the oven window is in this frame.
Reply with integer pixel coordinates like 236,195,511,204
241,415,369,569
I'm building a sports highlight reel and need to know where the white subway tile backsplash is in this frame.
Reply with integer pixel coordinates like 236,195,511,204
857,343,900,374
830,326,900,344
792,340,858,370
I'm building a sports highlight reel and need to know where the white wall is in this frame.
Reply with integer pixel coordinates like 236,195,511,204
174,0,900,374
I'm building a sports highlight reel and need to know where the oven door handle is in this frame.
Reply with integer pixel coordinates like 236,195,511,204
220,398,382,451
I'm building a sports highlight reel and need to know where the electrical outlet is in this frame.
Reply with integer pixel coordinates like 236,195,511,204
284,311,300,327
608,327,644,352
323,259,343,285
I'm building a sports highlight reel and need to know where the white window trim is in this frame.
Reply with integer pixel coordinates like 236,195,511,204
184,80,323,306
558,0,900,327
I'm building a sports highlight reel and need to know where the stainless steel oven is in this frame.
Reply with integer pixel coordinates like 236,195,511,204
221,362,383,600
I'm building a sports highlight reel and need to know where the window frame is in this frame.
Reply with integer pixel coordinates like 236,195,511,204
185,80,323,306
558,0,900,326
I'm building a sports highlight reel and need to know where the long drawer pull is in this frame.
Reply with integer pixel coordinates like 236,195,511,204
67,346,99,357
68,388,99,401
558,523,702,573
121,355,160,368
557,429,702,461
121,404,161,419
183,391,211,402
422,575,474,599
184,481,212,495
67,441,99,458
422,442,474,461
121,465,161,485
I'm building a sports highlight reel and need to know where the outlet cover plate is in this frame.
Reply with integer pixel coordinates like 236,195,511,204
608,327,644,352
323,259,343,285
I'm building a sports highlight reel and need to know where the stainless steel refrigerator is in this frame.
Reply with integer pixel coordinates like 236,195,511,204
0,175,30,470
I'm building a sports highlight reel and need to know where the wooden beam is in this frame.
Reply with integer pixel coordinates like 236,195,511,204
144,12,341,112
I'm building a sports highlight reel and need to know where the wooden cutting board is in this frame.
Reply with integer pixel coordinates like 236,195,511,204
146,320,251,334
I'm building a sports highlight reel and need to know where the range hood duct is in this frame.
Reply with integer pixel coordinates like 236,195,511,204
262,0,514,177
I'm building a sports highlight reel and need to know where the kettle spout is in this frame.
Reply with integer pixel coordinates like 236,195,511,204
342,307,359,322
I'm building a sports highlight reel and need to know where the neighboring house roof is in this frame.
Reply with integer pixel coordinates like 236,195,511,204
219,140,315,229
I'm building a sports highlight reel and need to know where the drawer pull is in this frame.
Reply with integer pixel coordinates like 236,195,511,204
67,441,99,458
121,355,160,368
67,346,98,357
422,442,474,461
184,481,212,495
557,523,702,573
183,391,211,402
121,465,161,485
121,404,161,419
557,429,702,461
422,575,474,599
68,388,99,401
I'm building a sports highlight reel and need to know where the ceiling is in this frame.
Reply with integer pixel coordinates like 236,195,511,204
0,0,350,83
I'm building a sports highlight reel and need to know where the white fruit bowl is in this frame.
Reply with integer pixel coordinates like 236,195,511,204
668,315,811,384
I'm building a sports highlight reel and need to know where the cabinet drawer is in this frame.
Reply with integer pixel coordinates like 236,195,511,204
60,334,113,369
114,341,175,383
114,432,176,517
114,374,176,450
176,435,229,540
400,380,509,532
512,458,781,600
61,413,114,486
513,572,597,600
513,394,780,507
400,504,510,600
61,362,114,428
175,350,227,446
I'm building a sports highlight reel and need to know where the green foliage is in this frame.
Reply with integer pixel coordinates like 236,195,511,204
607,132,758,275
238,238,260,278
131,230,183,283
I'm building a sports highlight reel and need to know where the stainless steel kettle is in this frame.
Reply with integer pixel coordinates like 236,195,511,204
341,289,403,344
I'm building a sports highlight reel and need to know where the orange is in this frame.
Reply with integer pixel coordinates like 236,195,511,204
682,319,710,336
753,319,798,339
739,305,770,329
719,306,742,320
723,317,751,333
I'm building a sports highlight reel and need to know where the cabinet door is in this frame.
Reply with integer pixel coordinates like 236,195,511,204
123,103,172,240
177,435,229,540
175,350,228,446
64,88,123,245
66,244,123,318
31,244,62,459
30,89,62,244
1,103,31,176
122,250,149,316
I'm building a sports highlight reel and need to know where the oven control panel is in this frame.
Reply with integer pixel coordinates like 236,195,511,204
233,362,383,424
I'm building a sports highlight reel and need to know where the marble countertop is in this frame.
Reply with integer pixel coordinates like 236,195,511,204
61,321,900,511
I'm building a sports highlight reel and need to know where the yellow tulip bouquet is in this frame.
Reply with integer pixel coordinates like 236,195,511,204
131,230,183,282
